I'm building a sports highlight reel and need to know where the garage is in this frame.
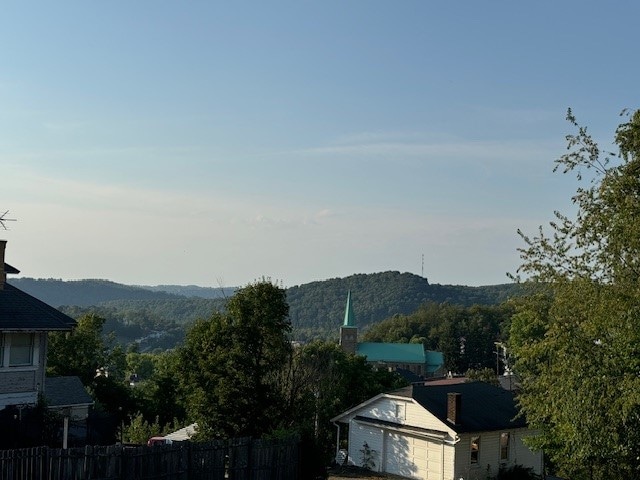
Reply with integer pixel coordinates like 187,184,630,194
384,432,442,479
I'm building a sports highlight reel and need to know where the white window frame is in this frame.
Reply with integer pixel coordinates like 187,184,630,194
0,333,37,369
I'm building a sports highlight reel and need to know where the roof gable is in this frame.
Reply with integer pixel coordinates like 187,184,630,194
45,376,93,407
408,381,526,433
357,342,426,364
0,283,76,331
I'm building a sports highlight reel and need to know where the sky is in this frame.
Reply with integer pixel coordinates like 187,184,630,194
1,1,638,288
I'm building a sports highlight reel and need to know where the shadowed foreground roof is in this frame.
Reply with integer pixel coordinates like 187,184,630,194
0,283,76,330
393,381,526,433
45,376,93,408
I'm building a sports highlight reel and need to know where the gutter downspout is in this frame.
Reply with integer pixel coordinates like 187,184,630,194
332,422,341,465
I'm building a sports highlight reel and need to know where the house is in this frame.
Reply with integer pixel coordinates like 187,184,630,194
45,376,94,446
331,381,543,480
339,291,444,378
0,240,76,410
44,376,93,420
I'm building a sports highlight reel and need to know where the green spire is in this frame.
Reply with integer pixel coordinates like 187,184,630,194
343,290,356,327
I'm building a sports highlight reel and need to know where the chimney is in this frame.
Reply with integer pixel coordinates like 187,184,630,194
447,392,461,425
0,240,6,289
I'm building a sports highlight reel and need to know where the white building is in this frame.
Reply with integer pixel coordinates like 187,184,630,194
331,381,543,480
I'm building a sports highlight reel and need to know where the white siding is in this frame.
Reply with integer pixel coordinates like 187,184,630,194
384,432,446,479
348,421,384,471
511,430,544,476
453,430,543,480
356,396,456,438
339,393,542,480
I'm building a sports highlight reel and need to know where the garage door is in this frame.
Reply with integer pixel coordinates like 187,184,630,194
384,432,442,479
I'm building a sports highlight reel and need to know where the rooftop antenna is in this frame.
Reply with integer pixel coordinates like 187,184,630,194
0,211,16,230
421,253,424,278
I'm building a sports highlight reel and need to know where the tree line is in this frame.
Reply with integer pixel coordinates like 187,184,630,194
44,280,405,474
10,272,523,344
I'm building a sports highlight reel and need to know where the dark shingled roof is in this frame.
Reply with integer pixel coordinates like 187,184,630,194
0,283,75,330
393,381,526,433
45,376,93,408
4,263,20,274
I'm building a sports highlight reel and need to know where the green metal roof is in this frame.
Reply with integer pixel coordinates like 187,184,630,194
342,290,356,327
357,342,426,364
425,350,444,373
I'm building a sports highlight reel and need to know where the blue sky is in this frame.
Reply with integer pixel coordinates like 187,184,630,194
1,1,637,288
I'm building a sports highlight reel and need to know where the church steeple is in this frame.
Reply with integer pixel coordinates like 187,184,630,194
343,290,356,327
340,290,358,354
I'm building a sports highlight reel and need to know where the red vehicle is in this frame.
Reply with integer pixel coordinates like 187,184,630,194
147,437,173,446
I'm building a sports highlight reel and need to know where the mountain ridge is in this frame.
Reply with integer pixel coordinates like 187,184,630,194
8,271,522,341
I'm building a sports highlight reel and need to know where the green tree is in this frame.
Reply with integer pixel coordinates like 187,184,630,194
48,314,125,385
510,109,640,479
281,341,406,469
179,279,292,439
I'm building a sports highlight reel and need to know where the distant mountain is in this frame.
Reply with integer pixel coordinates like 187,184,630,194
7,278,183,307
286,271,523,340
139,284,236,299
8,272,524,342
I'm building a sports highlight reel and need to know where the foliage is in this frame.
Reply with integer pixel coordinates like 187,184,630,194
287,271,523,341
129,350,186,428
359,442,377,470
47,314,126,385
281,341,406,466
465,367,499,386
120,413,180,444
362,302,512,374
510,109,640,479
492,464,540,480
179,279,293,439
11,273,523,346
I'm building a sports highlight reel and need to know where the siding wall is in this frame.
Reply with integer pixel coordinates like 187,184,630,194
346,396,457,478
343,395,542,480
349,422,384,471
454,429,543,480
0,333,45,410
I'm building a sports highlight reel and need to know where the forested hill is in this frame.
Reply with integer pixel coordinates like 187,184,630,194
7,278,184,307
7,272,523,341
287,271,522,340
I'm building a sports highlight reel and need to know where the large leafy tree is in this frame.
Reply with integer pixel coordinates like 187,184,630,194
179,279,292,439
48,313,125,385
510,109,640,479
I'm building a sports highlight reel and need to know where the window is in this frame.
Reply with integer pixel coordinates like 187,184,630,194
9,333,34,366
0,334,4,367
470,436,480,464
395,402,405,421
500,432,510,462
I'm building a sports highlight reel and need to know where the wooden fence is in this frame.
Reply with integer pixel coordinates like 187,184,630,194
0,437,299,480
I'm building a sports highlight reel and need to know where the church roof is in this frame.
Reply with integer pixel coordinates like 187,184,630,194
357,342,426,364
425,350,444,373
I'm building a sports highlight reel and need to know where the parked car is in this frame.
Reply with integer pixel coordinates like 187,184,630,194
147,436,173,446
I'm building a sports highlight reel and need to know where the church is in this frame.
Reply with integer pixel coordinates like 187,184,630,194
339,291,444,378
